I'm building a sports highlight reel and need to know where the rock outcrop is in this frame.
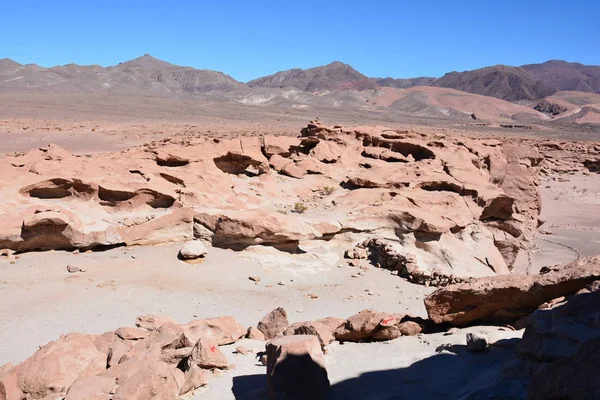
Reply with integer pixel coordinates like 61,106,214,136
0,121,560,281
424,256,600,326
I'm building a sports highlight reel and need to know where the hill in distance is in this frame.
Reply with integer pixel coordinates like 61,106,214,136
247,61,378,92
2,54,599,124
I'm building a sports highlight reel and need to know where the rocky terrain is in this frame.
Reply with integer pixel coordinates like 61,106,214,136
1,114,600,399
0,120,548,281
3,55,600,126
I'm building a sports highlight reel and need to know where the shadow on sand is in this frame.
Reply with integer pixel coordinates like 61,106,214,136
231,338,528,400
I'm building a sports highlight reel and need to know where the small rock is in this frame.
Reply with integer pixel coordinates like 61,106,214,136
444,327,459,336
67,265,82,273
235,345,250,355
277,281,285,286
249,276,261,282
178,241,207,260
466,332,489,352
309,293,319,299
72,249,80,254
246,326,266,341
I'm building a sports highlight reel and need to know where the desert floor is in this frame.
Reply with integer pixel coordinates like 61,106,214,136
0,166,597,398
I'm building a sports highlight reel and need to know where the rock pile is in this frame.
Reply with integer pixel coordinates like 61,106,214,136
0,315,245,399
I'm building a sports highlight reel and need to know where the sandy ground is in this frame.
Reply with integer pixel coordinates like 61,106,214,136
531,173,600,271
0,95,598,397
0,171,597,398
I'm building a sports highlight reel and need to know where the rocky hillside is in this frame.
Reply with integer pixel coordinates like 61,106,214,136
0,55,242,94
247,61,378,92
430,65,556,101
522,60,600,93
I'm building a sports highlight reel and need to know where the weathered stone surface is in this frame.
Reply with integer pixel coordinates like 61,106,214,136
425,256,600,326
178,240,207,259
266,335,330,400
179,365,207,395
17,333,106,398
247,326,266,341
258,308,290,340
65,376,116,400
283,321,335,347
115,326,150,341
334,309,392,342
112,361,180,400
188,337,230,370
182,316,246,346
135,314,177,331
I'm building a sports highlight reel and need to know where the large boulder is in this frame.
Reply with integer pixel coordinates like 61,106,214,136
266,335,330,400
424,256,600,326
258,308,290,340
17,333,107,399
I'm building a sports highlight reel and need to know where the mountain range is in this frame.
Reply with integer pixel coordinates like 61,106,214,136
2,55,600,124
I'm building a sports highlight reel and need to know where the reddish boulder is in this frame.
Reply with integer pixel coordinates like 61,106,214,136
258,308,290,340
246,326,266,341
335,309,392,342
115,326,150,341
182,316,245,346
65,376,116,400
179,365,207,395
188,337,230,370
112,361,181,400
424,256,600,326
17,333,106,398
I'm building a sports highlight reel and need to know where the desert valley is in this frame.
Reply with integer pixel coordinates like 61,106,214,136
1,53,600,400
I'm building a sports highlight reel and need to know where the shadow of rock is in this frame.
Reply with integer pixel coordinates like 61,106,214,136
328,338,528,400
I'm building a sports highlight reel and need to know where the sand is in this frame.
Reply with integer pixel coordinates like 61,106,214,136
1,171,597,398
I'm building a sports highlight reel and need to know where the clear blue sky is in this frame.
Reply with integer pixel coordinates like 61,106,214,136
1,0,598,82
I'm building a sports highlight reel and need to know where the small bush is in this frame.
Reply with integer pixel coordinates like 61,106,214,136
320,185,336,196
293,202,308,214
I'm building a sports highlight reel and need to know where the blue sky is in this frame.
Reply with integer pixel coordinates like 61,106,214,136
1,0,598,82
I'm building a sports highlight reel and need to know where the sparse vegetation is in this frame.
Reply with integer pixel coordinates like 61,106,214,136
293,202,308,214
320,185,336,196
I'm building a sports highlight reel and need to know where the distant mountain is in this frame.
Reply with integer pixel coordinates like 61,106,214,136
376,76,436,89
247,61,378,92
521,60,600,93
0,54,241,94
430,65,556,102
